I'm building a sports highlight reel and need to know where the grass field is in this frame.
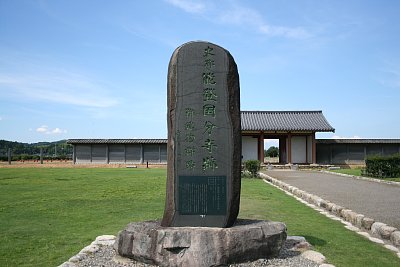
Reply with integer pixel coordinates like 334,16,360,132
1,168,399,267
330,168,400,182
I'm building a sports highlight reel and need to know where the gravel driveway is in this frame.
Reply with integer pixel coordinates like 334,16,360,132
263,170,400,229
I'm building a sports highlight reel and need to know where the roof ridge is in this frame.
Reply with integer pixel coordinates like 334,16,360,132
318,138,400,140
240,110,334,132
240,110,323,113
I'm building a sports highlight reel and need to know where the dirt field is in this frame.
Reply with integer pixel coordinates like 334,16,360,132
0,161,167,169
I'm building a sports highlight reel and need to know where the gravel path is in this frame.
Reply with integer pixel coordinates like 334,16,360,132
263,170,400,229
64,238,320,267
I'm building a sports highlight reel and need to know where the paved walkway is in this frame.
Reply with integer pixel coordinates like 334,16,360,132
263,170,400,229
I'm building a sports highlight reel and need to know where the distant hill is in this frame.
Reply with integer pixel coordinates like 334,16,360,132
0,139,72,160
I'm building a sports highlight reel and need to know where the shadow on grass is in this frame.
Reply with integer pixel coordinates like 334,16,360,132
303,235,327,246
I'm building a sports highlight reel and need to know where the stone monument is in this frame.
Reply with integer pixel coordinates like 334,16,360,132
115,41,287,267
161,41,241,228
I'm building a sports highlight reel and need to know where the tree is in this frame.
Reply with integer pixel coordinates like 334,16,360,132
266,146,279,157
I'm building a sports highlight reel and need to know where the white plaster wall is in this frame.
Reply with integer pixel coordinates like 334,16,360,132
292,136,307,163
242,136,258,161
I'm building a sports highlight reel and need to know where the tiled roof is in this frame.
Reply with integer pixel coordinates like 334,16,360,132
67,139,167,144
316,139,400,144
241,111,335,132
68,111,335,145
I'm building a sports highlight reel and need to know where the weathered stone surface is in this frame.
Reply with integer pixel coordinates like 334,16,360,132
362,217,375,230
286,236,306,243
311,196,324,206
79,244,99,254
391,231,400,247
343,210,358,225
58,262,77,267
345,225,359,232
92,235,116,246
355,214,364,228
384,244,400,253
380,225,397,240
286,236,305,248
371,222,387,238
112,254,136,265
319,200,329,209
341,221,352,227
331,205,343,216
368,236,385,244
301,250,326,264
68,255,82,263
357,231,371,238
303,193,312,202
325,202,334,211
340,209,351,220
285,236,312,251
116,219,287,267
162,41,241,228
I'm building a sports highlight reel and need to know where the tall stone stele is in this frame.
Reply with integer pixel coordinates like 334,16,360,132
162,41,241,228
116,42,286,266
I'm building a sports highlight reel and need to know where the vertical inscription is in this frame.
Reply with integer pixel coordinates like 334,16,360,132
202,46,218,172
176,45,225,216
163,41,241,227
179,46,220,173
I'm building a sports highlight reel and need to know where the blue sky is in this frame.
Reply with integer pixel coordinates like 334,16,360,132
1,0,400,145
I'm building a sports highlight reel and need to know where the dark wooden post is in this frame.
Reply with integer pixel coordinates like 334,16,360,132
312,133,316,164
258,131,264,163
8,148,11,165
287,133,292,164
40,148,43,164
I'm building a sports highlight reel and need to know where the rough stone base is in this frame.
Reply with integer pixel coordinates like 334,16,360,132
115,219,287,267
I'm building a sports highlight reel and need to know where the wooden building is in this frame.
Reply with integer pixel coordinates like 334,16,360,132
68,111,400,165
316,139,400,165
68,110,336,165
241,111,335,164
67,139,167,164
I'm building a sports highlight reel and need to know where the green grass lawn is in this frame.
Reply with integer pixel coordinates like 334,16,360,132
0,168,166,267
1,168,399,267
330,168,400,182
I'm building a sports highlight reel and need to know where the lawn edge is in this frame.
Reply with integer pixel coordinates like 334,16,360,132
320,170,400,186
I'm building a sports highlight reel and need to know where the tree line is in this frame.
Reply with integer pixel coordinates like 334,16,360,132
0,140,73,161
264,146,279,157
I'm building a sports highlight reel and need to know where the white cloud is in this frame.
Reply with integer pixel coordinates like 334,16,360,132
36,125,67,135
218,5,263,26
165,0,205,14
36,125,49,133
165,1,311,39
51,128,66,134
0,55,119,109
259,25,311,39
0,116,2,121
0,72,118,108
219,5,311,39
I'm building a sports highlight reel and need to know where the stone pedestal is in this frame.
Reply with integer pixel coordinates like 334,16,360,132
115,219,287,267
